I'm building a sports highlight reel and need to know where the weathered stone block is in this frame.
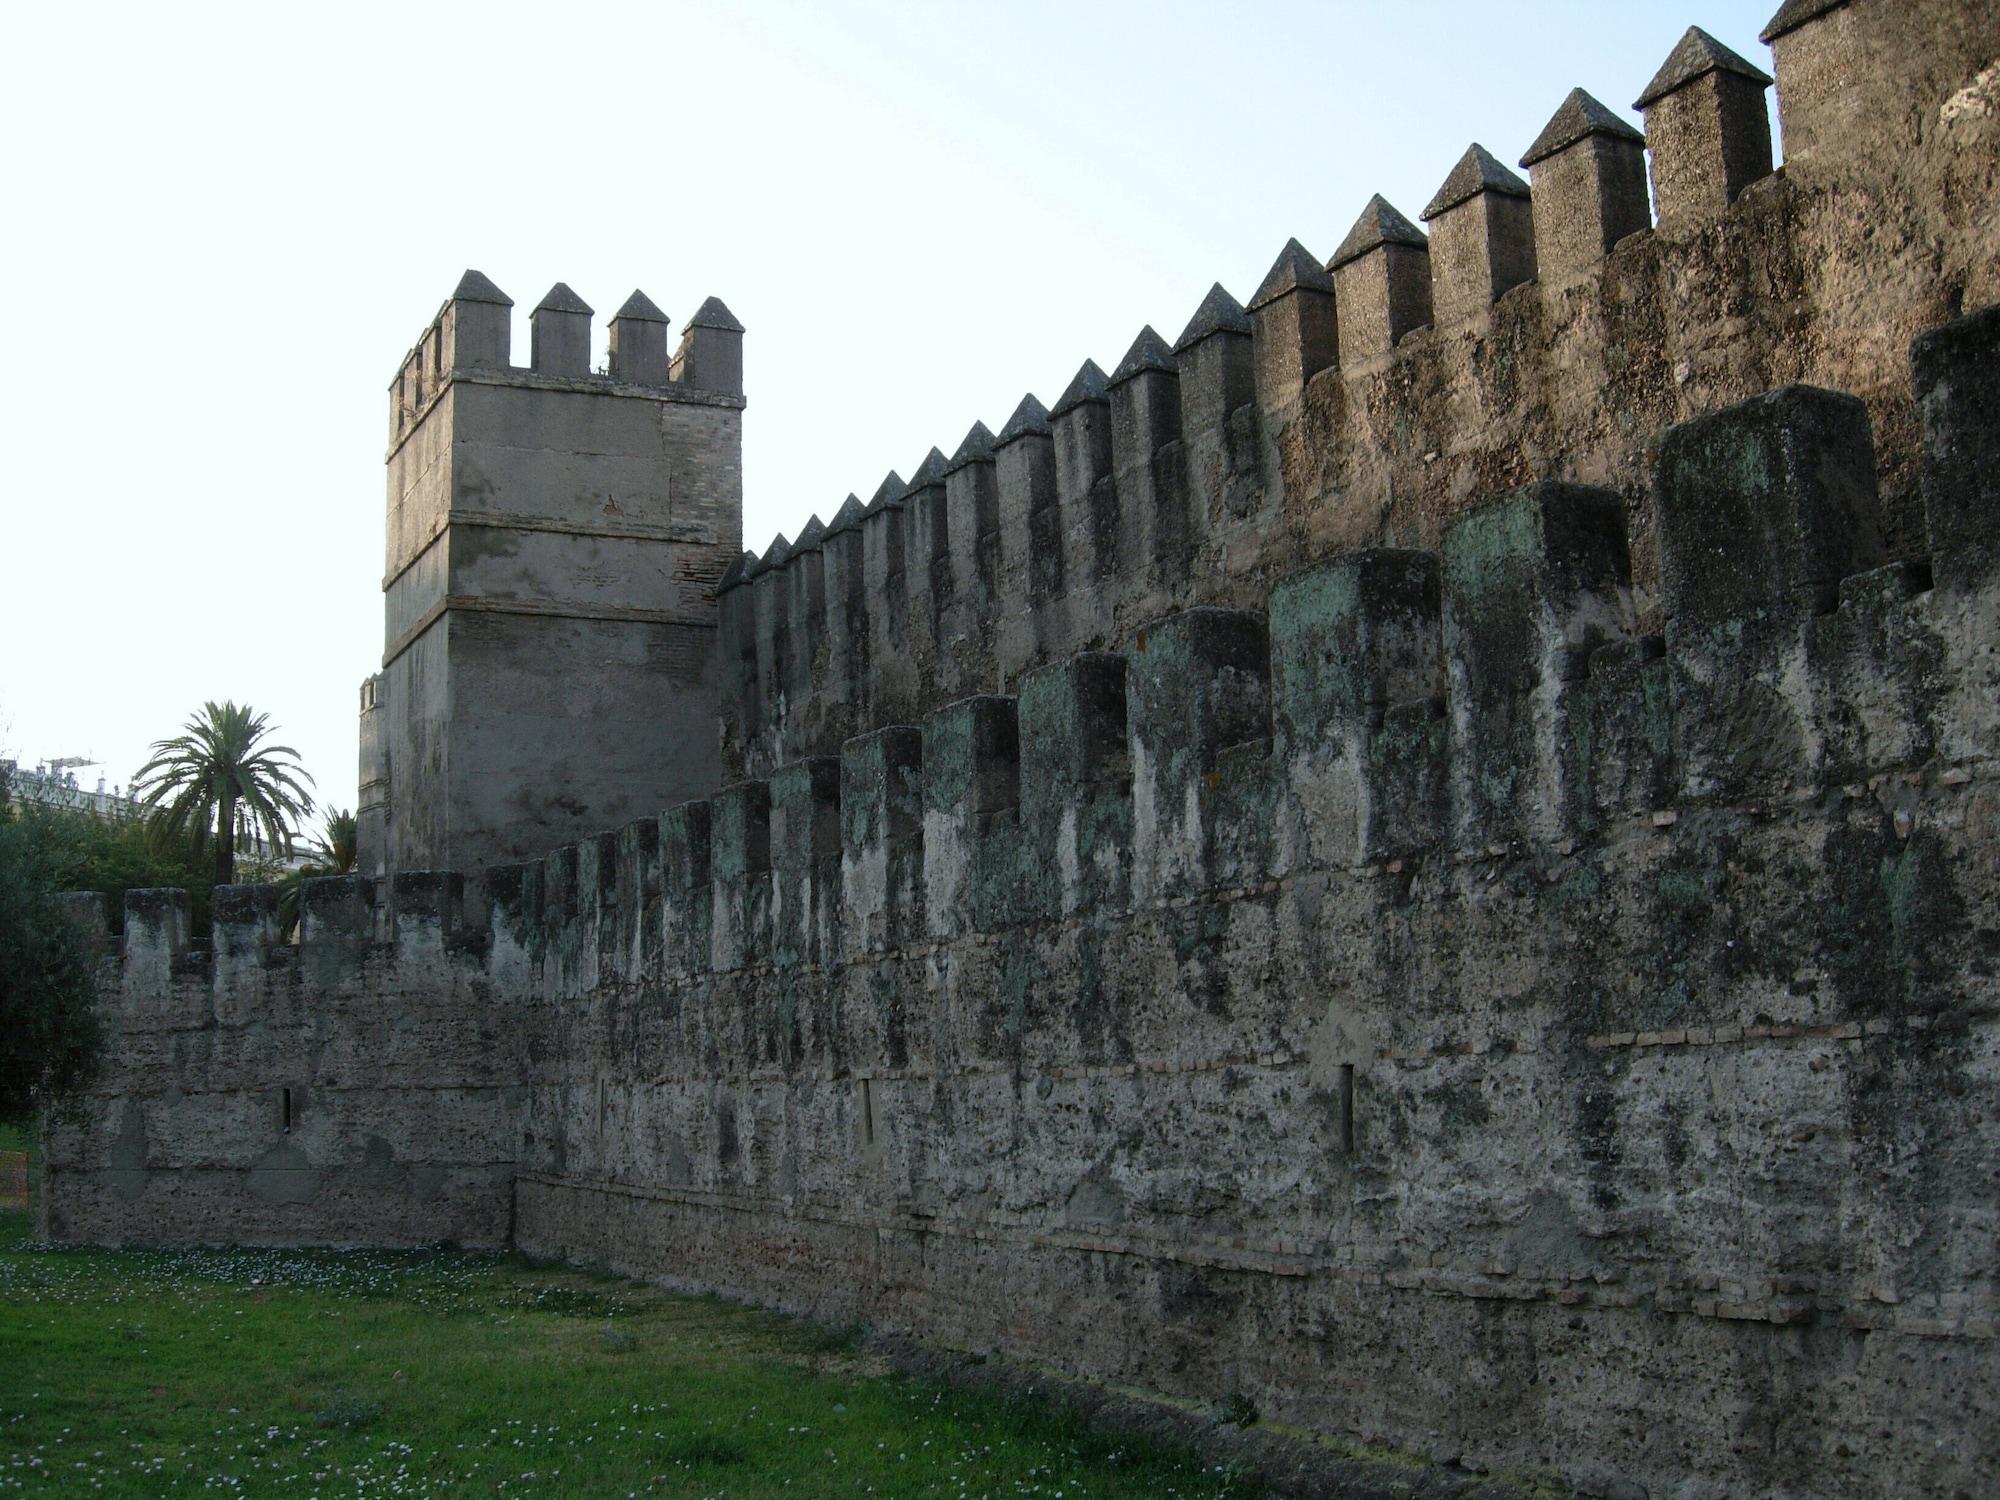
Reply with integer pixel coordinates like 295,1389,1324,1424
770,758,841,968
299,876,376,949
1127,608,1270,897
1659,385,1884,628
212,883,280,960
709,782,772,972
1577,635,1676,819
840,726,924,955
391,871,463,958
658,801,714,976
923,696,1021,937
1270,549,1444,867
1656,384,1885,795
1913,304,2000,591
1442,483,1634,846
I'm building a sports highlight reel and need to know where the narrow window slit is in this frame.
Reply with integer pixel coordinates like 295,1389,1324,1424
1338,1065,1355,1155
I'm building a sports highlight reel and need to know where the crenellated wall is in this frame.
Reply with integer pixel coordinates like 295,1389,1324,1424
491,311,1998,1497
40,875,528,1249
42,4,2000,1495
718,0,1999,782
46,306,2000,1494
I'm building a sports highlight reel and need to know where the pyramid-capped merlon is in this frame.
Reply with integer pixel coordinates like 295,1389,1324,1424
1760,0,1851,43
1247,239,1334,312
908,446,950,491
944,420,998,474
1521,88,1645,168
1635,26,1772,109
687,296,745,333
718,549,756,591
868,471,908,509
825,493,869,536
1109,326,1177,386
535,282,593,316
1422,144,1531,221
1329,195,1428,271
757,533,793,574
793,514,828,552
997,394,1052,445
1050,359,1111,417
451,269,513,307
1173,283,1252,352
613,289,668,324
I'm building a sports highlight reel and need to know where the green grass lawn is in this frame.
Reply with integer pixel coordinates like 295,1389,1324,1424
0,1185,1260,1498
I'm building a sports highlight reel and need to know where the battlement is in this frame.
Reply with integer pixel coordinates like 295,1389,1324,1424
717,0,1999,781
95,302,1999,1008
492,312,1984,996
386,271,744,450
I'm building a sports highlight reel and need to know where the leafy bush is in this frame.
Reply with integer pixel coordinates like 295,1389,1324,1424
2,797,214,934
0,792,105,1126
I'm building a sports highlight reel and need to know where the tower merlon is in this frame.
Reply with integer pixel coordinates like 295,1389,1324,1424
531,282,594,378
1519,89,1651,284
609,289,672,386
1249,238,1338,406
1051,359,1114,502
996,394,1052,448
1422,145,1537,327
1329,196,1432,365
867,471,909,511
439,269,514,375
1107,326,1180,450
1636,27,1775,226
1174,283,1256,434
673,296,746,395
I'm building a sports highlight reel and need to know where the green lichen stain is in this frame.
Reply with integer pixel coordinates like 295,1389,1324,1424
1551,864,1603,909
870,966,908,1071
1883,829,1968,1003
1268,563,1361,751
922,707,977,814
776,983,799,1051
1069,929,1120,1060
999,940,1036,1054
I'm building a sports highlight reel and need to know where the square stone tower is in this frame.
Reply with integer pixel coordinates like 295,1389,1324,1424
358,271,743,877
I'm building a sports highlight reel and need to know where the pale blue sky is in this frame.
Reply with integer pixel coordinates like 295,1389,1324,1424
1,0,1783,819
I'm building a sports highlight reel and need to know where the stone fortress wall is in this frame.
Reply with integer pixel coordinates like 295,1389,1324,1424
718,0,1999,784
39,2,2000,1496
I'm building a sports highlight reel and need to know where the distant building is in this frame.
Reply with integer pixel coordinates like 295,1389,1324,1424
1,760,138,820
1,758,312,871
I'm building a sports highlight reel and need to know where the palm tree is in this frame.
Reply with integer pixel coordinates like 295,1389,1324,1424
312,808,359,874
278,808,358,938
132,702,316,886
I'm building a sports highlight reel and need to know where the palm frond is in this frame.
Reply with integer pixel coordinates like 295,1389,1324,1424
130,699,318,882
